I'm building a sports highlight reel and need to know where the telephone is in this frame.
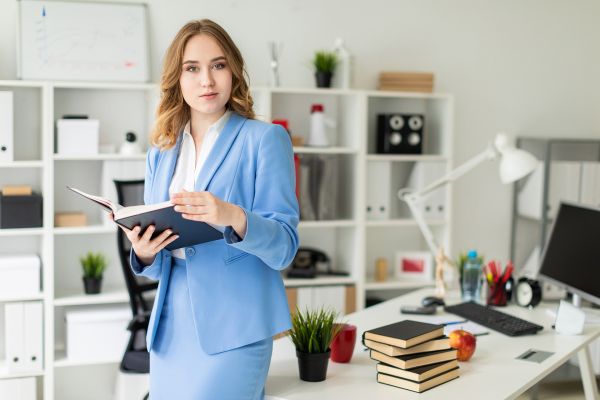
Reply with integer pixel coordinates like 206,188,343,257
287,247,349,279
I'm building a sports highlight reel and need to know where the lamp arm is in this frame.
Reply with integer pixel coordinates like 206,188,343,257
399,143,497,258
404,195,440,256
411,145,497,199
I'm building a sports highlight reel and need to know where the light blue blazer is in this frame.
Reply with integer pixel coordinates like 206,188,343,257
129,112,299,355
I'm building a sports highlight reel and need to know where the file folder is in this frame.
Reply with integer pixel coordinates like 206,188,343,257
0,91,13,163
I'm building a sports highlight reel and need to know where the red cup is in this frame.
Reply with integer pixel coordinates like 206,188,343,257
330,324,357,363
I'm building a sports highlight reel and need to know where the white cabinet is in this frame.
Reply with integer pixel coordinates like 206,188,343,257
0,80,454,399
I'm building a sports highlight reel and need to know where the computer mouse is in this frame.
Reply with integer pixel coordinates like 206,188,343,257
422,296,445,307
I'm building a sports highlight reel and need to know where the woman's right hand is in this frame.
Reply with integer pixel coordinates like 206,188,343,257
109,213,179,266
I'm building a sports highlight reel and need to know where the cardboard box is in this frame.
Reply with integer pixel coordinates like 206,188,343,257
55,212,87,227
2,186,32,196
56,119,99,156
0,255,41,296
66,306,131,362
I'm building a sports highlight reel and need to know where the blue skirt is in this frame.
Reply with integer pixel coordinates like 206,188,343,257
149,257,273,400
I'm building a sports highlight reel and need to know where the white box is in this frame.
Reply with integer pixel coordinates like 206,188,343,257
56,119,99,156
0,255,41,296
0,377,36,400
0,91,13,162
66,306,131,362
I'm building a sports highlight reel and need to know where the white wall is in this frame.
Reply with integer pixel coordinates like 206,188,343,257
1,0,599,261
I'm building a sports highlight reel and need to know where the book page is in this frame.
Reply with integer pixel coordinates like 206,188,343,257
67,186,119,213
114,201,173,220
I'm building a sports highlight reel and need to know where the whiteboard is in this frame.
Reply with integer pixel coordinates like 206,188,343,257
18,0,150,82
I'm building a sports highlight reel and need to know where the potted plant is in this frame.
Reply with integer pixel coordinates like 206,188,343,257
80,251,107,294
289,307,342,382
312,51,338,88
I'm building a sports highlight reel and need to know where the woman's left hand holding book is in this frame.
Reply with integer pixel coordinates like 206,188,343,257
109,212,179,266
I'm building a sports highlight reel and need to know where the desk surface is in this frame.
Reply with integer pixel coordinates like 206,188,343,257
266,288,600,400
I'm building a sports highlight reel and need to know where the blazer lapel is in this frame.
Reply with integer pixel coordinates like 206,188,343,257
195,113,246,192
153,133,183,202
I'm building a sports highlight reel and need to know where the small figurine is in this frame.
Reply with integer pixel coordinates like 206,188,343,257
435,247,450,298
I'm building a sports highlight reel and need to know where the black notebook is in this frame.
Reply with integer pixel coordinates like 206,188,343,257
68,186,223,250
370,348,457,370
376,359,458,382
377,366,460,393
363,336,450,357
363,320,444,348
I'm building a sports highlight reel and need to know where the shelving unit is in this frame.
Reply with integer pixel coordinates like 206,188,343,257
511,137,600,285
0,80,453,399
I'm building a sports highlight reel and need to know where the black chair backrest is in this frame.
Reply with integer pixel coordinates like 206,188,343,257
114,179,158,317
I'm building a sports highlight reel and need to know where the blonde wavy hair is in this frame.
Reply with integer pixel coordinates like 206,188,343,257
150,19,255,150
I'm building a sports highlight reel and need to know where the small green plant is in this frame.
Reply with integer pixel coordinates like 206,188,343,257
312,51,338,73
456,251,485,283
289,307,342,354
80,252,107,279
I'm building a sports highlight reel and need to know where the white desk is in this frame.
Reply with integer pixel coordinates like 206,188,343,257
266,288,600,400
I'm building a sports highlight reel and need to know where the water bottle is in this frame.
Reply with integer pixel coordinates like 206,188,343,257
462,250,482,302
333,38,352,89
307,104,331,146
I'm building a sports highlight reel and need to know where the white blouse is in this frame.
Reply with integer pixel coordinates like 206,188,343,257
169,110,232,259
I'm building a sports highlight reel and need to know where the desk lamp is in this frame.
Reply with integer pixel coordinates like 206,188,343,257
398,132,538,297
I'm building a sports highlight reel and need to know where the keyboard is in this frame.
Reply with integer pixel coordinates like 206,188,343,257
444,301,544,336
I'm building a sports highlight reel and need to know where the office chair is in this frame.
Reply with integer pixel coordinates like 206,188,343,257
114,179,157,400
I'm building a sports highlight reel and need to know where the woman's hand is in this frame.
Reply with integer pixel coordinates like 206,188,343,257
171,190,247,238
109,213,179,266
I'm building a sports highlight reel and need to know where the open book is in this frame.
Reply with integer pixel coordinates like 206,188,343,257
67,186,223,250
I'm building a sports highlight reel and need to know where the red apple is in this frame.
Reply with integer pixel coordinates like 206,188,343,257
448,329,477,361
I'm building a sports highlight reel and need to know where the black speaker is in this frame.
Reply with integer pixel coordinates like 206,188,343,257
376,114,424,154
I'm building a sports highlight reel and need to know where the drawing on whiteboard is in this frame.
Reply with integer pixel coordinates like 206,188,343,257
19,1,149,82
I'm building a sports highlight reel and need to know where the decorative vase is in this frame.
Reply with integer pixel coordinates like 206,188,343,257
83,277,102,294
296,349,331,382
315,71,333,88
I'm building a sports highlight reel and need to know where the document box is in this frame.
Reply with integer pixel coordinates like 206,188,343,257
65,306,131,361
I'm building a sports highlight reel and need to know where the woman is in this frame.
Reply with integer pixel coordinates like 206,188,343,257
119,19,299,399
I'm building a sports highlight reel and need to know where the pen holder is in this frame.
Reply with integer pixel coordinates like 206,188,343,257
486,277,512,306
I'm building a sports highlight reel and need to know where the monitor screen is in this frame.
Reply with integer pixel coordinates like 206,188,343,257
538,202,600,306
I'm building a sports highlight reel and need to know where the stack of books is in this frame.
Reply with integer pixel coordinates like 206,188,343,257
378,72,435,93
363,320,459,393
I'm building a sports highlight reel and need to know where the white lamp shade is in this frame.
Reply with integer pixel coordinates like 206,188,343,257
498,147,538,184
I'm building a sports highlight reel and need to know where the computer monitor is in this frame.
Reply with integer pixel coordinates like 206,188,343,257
538,202,600,306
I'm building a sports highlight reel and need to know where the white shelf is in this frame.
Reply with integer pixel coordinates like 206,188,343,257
284,276,356,287
53,153,146,161
365,89,452,100
364,279,435,291
53,351,120,368
0,80,45,88
298,220,356,228
54,225,116,235
0,227,44,236
293,146,357,154
51,81,157,90
0,160,44,168
267,86,355,96
366,219,446,227
366,154,448,162
54,287,129,306
0,360,44,380
0,293,44,303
